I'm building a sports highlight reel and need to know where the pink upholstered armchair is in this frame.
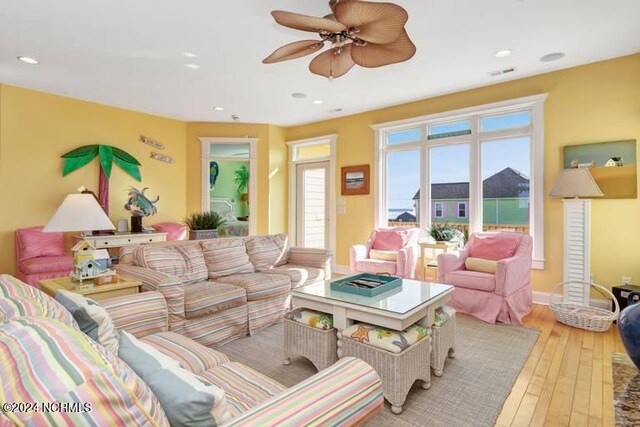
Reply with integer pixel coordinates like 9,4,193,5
15,227,73,288
350,227,419,279
437,231,532,324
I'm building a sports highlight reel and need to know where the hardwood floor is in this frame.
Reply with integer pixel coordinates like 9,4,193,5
496,304,623,427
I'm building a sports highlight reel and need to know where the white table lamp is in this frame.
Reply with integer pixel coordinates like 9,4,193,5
44,193,115,235
549,168,603,305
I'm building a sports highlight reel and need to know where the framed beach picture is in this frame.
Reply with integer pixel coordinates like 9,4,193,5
341,165,370,196
563,139,637,199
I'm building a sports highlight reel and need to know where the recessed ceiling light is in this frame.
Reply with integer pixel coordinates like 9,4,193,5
183,52,198,58
184,63,201,69
494,49,512,58
17,56,39,65
313,100,324,105
214,106,225,111
291,92,307,99
540,52,565,62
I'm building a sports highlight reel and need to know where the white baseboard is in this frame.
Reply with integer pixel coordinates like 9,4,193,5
532,290,611,310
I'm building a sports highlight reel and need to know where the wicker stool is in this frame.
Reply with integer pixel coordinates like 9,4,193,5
340,323,431,415
431,306,456,377
283,309,338,372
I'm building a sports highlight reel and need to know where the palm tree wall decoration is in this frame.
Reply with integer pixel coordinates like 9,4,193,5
61,145,142,215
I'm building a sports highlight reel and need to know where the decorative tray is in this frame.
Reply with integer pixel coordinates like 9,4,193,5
330,273,402,297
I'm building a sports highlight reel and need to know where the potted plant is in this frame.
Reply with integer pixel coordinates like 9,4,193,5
234,165,249,202
184,211,227,240
429,222,458,243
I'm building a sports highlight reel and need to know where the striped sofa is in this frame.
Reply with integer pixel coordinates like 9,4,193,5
0,274,383,426
115,234,332,347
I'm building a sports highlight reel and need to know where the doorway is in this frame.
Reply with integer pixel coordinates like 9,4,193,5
296,161,330,248
287,135,336,253
200,137,257,236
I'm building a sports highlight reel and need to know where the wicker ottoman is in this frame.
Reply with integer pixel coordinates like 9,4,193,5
283,309,338,372
340,323,431,415
431,306,456,377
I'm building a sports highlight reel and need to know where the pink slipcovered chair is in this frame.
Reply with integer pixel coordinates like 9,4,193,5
152,222,188,241
437,231,532,324
350,227,419,279
15,227,73,288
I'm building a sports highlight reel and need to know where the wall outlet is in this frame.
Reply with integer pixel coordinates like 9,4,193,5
622,276,633,286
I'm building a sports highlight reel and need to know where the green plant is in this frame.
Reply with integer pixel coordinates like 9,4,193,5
184,211,227,230
429,222,458,242
234,165,249,194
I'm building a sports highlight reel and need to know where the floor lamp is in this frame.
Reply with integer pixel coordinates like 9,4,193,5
549,168,603,305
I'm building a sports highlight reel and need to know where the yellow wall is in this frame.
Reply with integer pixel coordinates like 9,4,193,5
185,122,288,235
268,125,288,235
0,84,187,275
2,54,639,292
285,54,640,291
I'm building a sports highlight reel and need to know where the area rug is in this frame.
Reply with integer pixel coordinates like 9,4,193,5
220,314,539,427
612,353,640,426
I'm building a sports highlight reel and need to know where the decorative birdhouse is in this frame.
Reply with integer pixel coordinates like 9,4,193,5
71,240,96,265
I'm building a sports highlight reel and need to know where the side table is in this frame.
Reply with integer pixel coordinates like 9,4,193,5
39,275,141,302
419,241,459,280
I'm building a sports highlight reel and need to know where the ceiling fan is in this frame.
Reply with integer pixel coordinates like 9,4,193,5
263,0,416,79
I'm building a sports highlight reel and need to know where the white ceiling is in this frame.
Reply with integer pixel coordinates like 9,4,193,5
1,0,638,126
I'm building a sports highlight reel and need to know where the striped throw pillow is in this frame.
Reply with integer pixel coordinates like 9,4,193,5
119,331,231,426
201,239,254,280
0,274,78,328
245,234,290,270
0,317,169,426
134,244,208,285
55,290,119,354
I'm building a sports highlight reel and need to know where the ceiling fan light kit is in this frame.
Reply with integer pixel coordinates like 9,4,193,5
263,0,416,79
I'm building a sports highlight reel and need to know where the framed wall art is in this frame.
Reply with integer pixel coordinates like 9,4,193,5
341,165,370,196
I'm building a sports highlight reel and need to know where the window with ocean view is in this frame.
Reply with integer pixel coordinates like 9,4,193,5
374,95,546,268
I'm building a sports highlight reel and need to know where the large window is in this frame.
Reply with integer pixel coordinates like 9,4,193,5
387,149,420,225
375,95,546,268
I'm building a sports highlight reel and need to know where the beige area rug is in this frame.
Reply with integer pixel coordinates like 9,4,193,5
220,314,539,427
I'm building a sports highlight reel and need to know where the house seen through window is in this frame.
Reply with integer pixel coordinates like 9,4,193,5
379,95,545,266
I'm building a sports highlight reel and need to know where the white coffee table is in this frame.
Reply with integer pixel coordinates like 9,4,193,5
290,278,453,356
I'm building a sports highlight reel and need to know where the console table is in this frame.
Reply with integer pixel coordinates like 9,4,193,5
72,232,167,249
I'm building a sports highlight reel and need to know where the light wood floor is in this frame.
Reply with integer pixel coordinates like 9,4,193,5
495,304,624,427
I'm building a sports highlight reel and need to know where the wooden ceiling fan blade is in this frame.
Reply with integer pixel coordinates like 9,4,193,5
263,40,325,64
271,10,346,33
309,44,355,78
351,30,416,68
334,1,408,45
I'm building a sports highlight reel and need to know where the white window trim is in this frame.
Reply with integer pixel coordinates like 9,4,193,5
286,135,337,260
200,137,258,236
434,202,444,218
373,94,547,269
457,202,467,218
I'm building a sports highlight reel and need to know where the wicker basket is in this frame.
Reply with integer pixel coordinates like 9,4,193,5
549,281,619,332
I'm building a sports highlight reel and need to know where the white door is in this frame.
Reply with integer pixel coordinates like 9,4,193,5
296,161,330,248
